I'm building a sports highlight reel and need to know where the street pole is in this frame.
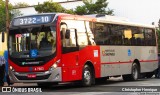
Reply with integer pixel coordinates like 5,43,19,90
5,0,9,34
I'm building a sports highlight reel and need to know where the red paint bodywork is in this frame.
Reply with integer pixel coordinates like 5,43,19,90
61,46,100,82
8,14,100,82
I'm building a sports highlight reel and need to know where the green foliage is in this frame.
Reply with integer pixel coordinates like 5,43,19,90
34,0,74,14
75,0,114,15
34,0,113,15
0,0,12,32
74,6,87,15
11,9,23,18
64,9,75,14
0,0,23,32
13,2,29,8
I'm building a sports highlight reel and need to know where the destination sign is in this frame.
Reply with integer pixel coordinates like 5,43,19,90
13,15,53,26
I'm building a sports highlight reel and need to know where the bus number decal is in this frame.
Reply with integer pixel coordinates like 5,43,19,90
32,17,36,23
19,18,37,25
13,15,52,26
41,16,49,22
19,19,24,25
34,67,44,71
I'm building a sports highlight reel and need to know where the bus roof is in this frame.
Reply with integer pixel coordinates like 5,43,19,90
12,13,155,29
13,12,95,21
95,15,155,29
11,13,96,26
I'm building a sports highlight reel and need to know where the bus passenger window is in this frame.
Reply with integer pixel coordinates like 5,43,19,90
108,24,123,45
131,27,144,46
123,29,132,45
94,23,105,45
144,28,156,46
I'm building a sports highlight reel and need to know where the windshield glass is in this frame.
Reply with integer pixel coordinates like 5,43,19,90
9,26,56,58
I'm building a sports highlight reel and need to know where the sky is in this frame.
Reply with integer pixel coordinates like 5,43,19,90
10,0,160,26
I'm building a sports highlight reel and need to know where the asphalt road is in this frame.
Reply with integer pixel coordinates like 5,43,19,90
1,76,160,95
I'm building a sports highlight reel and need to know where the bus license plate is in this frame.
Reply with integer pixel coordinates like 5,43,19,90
27,74,36,78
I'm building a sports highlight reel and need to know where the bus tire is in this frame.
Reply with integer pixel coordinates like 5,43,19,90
123,63,139,81
82,65,92,86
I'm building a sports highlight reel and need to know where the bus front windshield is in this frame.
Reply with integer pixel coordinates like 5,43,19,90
9,26,56,58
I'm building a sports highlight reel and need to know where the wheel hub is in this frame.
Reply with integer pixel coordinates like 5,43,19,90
84,70,91,83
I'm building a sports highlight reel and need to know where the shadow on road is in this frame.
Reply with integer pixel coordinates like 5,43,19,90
7,78,149,92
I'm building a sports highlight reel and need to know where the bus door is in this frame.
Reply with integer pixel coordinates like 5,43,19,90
60,25,80,81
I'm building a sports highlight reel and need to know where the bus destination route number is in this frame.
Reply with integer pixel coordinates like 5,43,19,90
13,15,52,26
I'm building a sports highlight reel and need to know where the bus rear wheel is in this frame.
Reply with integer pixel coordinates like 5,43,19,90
82,65,92,86
123,63,139,81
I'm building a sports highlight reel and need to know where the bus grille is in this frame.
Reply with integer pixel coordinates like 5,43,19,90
15,74,51,80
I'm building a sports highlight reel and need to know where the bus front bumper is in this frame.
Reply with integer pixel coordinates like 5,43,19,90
9,67,62,83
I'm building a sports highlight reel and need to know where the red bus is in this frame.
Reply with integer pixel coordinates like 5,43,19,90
6,13,158,86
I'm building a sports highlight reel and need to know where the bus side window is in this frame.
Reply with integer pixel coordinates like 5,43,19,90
94,23,105,45
123,28,132,45
69,29,77,47
144,28,156,46
60,22,71,47
132,27,144,46
109,24,124,45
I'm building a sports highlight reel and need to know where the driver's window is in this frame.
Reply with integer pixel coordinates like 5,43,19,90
61,20,78,47
70,30,76,47
60,22,70,47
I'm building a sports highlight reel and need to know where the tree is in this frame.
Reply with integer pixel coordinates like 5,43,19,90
11,9,23,18
0,0,12,32
74,0,114,15
0,0,23,32
13,2,29,8
34,0,74,14
12,2,27,18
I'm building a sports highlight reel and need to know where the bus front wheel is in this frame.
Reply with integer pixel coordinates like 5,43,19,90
82,65,92,86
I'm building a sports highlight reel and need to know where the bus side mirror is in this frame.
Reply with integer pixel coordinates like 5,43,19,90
65,29,70,39
2,32,5,42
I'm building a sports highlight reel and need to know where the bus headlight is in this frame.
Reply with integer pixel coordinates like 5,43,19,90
53,64,57,68
9,66,12,70
9,66,15,72
52,59,60,69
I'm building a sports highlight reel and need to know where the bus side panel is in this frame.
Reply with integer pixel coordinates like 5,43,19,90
61,51,81,82
79,46,100,78
100,46,158,77
134,46,158,72
61,46,100,82
100,46,133,77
